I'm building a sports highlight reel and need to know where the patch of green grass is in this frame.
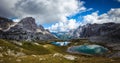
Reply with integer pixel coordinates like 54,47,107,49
0,39,20,52
20,42,51,55
43,44,68,54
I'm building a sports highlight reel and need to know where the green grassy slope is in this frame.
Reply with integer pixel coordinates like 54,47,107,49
0,39,120,63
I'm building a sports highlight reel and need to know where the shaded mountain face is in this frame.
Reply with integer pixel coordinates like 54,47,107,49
0,17,56,41
0,17,14,31
72,22,120,43
9,17,38,32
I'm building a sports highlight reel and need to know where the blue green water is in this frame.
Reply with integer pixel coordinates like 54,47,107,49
67,45,108,55
51,42,70,46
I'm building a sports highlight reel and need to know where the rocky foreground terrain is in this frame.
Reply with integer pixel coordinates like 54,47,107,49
0,17,56,41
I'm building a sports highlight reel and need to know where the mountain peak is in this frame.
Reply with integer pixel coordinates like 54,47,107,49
0,17,56,41
19,17,35,24
11,17,38,32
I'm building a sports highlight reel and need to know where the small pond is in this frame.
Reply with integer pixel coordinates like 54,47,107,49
67,44,108,55
51,42,70,46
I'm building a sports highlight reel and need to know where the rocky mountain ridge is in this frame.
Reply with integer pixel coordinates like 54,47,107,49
71,22,120,43
0,17,56,41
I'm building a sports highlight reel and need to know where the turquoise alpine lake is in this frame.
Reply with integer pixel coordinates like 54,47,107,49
51,42,70,46
67,44,108,55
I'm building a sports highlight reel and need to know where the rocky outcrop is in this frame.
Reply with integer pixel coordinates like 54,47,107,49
0,17,14,31
0,17,56,41
107,51,120,58
72,22,120,43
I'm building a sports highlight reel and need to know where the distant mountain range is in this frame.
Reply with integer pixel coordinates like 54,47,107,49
0,17,56,41
0,16,120,42
52,22,120,42
71,22,120,43
51,32,72,40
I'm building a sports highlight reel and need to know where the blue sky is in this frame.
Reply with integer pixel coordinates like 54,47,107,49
70,0,120,21
68,0,120,20
81,0,120,14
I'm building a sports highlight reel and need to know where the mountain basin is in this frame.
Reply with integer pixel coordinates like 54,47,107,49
51,42,70,46
67,44,108,55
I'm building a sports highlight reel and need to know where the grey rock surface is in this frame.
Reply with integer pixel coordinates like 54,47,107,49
0,17,56,41
0,17,14,31
72,22,120,43
107,51,120,58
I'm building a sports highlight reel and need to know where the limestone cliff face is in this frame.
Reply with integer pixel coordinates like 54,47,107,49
0,17,56,41
0,17,14,31
72,22,120,42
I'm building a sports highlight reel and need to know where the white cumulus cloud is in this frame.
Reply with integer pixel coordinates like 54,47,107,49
48,19,80,32
83,8,120,24
49,8,120,32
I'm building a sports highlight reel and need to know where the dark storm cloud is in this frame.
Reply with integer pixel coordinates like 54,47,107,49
0,0,16,18
15,0,45,15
